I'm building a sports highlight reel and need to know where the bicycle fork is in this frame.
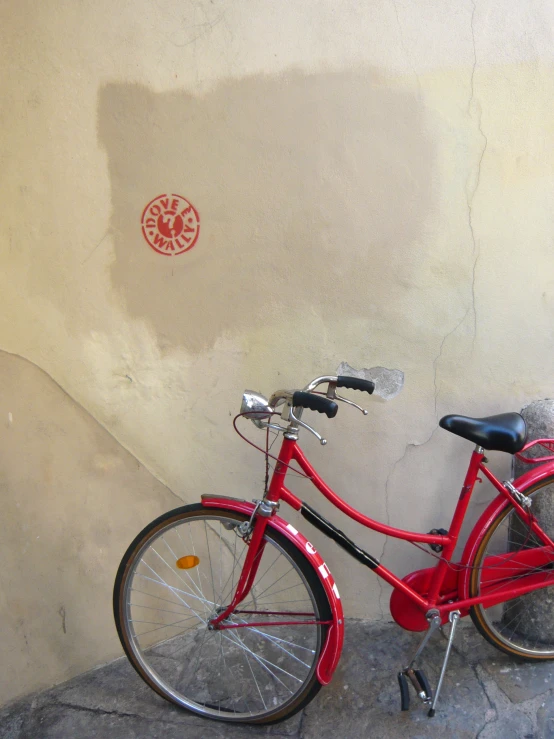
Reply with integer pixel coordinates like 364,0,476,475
208,508,269,628
398,609,461,717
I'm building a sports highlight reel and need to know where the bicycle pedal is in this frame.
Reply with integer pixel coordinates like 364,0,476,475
397,672,410,711
398,668,433,713
412,668,433,703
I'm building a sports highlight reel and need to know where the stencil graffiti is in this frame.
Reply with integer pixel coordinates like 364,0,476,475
141,194,200,255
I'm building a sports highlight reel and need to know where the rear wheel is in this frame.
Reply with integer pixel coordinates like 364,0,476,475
470,476,554,659
114,504,331,724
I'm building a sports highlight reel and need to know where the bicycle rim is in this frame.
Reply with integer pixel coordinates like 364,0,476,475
470,477,554,658
114,505,329,723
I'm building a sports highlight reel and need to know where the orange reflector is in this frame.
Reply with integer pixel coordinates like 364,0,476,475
176,555,200,570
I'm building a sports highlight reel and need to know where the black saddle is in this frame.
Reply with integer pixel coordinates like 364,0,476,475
439,413,527,454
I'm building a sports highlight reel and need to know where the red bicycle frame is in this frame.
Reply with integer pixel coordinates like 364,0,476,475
203,434,554,682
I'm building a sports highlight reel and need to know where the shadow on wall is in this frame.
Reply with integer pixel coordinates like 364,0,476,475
98,70,436,354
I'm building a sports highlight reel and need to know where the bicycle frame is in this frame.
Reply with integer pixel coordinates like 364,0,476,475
202,434,554,679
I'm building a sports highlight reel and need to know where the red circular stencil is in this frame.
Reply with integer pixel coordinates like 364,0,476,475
141,194,200,256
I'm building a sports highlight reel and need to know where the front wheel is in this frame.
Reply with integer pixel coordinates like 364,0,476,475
469,476,554,659
113,504,331,724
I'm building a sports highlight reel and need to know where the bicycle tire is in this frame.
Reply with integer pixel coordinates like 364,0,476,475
113,503,331,724
469,475,554,659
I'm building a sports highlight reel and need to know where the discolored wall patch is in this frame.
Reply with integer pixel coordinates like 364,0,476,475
141,194,200,255
99,72,436,353
336,361,404,400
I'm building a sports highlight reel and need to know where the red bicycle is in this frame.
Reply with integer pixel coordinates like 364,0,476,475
113,374,554,724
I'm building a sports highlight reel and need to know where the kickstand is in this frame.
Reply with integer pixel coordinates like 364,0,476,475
427,610,460,717
397,609,461,717
398,610,441,711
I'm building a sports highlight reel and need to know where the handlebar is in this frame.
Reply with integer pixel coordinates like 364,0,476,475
292,391,338,418
336,376,375,394
242,373,375,445
304,375,375,395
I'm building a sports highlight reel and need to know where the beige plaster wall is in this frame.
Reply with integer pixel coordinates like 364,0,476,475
1,0,554,703
0,351,178,704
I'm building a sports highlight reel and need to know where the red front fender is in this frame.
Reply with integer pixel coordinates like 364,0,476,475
459,461,554,600
201,495,344,685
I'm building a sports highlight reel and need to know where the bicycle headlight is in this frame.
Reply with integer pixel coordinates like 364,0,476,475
240,390,274,428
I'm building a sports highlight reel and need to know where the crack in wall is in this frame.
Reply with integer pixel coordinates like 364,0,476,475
433,307,471,417
376,4,490,603
387,5,489,537
375,575,387,622
81,229,110,265
378,442,413,612
466,0,488,354
0,348,182,503
390,0,422,98
378,425,439,616
58,606,66,635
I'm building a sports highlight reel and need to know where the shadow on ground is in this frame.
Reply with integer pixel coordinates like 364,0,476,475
2,619,554,738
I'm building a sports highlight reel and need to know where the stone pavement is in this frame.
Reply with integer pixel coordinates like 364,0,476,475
2,619,554,739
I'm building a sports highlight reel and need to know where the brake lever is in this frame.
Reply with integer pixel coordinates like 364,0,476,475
334,393,368,415
325,382,368,415
289,407,327,445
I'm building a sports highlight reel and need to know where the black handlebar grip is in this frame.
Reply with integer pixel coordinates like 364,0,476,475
336,376,375,395
292,391,338,418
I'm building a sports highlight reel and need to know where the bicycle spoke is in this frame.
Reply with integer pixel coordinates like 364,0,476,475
224,629,296,692
129,616,198,627
246,550,281,596
177,521,206,603
130,602,196,617
241,581,307,608
479,566,554,597
204,521,218,605
473,483,554,656
237,629,316,653
118,510,324,722
160,534,209,605
219,630,253,714
135,571,214,612
131,619,201,639
228,617,312,668
218,538,247,605
149,548,213,615
497,605,527,635
131,588,195,610
135,569,210,625
232,630,268,710
243,564,296,604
